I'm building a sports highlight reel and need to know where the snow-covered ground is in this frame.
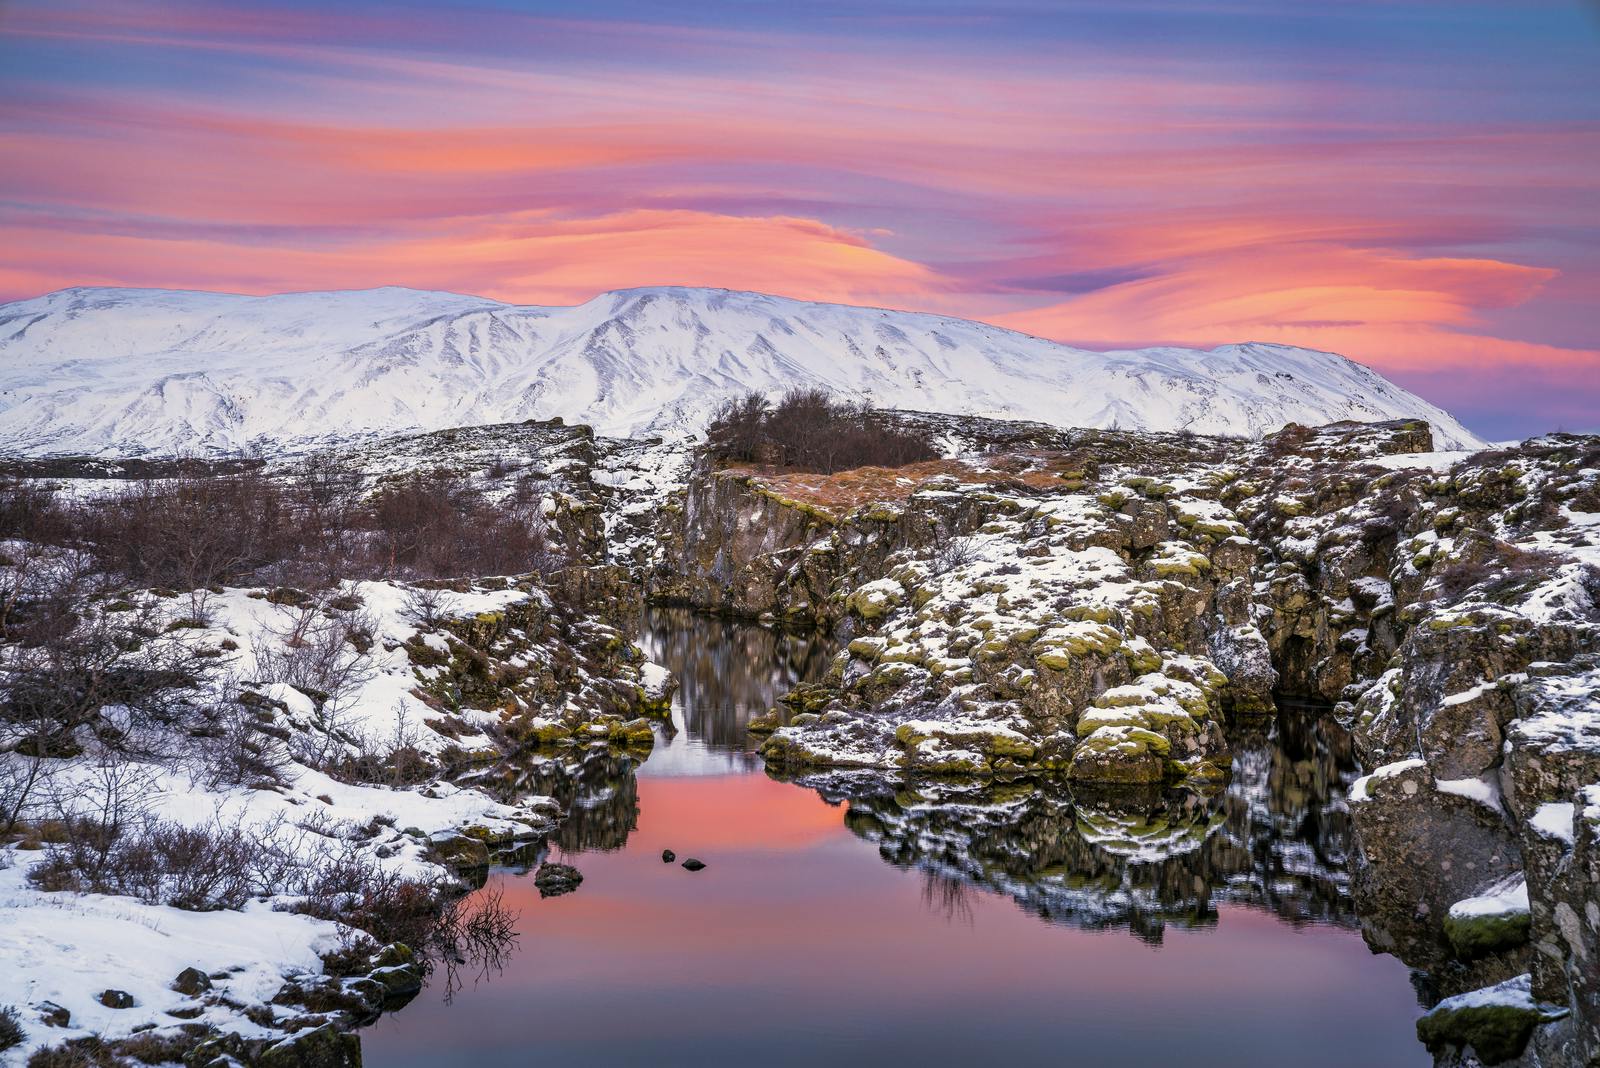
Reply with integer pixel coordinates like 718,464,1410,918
0,861,340,1059
0,570,669,1061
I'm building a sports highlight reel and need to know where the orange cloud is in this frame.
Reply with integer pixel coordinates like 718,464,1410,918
993,244,1594,374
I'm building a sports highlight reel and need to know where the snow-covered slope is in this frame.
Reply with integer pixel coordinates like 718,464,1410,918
0,285,1485,454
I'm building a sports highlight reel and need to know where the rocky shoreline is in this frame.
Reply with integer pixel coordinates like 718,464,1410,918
3,411,1596,1067
642,414,1600,1067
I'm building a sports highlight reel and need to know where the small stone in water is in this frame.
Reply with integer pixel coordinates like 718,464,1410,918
661,849,675,863
533,862,583,898
681,858,706,871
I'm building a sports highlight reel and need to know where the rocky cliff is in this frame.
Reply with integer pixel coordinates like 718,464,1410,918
655,415,1600,1067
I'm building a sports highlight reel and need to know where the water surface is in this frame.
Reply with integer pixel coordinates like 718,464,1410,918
367,608,1426,1066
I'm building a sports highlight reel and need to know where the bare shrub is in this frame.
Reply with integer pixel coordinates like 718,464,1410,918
705,388,938,474
919,870,976,926
0,1004,23,1054
26,1036,119,1068
400,586,448,630
79,472,302,591
0,478,70,544
328,706,437,789
928,533,981,576
1262,422,1315,460
23,808,453,931
288,843,446,949
484,456,519,480
8,465,564,595
27,811,268,911
703,391,770,463
252,605,377,769
434,886,520,1002
1432,540,1565,604
107,1031,194,1067
1,596,210,833
191,690,295,790
364,471,557,579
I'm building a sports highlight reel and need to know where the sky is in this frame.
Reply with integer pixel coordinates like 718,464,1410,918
1,0,1596,439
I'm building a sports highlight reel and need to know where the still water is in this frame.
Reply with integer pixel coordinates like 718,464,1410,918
366,608,1427,1067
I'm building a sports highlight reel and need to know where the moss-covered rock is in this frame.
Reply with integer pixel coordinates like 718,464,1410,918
256,1024,362,1068
1416,976,1567,1065
1066,727,1171,785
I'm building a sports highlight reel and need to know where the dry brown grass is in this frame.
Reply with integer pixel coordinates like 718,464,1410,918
733,448,1093,515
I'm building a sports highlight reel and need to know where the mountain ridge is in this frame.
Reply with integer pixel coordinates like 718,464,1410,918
0,284,1486,455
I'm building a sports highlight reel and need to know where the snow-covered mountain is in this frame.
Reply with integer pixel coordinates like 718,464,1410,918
0,285,1485,455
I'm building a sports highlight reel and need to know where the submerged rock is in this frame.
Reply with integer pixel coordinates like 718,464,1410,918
534,862,584,897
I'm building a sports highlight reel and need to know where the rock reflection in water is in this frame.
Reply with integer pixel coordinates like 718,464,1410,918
639,606,833,751
462,748,643,854
781,703,1361,943
368,614,1427,1068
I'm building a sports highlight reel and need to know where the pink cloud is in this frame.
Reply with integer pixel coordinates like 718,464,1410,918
0,208,950,307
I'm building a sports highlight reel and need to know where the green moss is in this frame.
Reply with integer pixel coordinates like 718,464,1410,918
1066,726,1173,784
1126,647,1163,674
1416,999,1558,1064
985,734,1037,760
1444,910,1531,960
1152,553,1210,578
511,719,572,746
848,637,885,660
1035,648,1072,670
1072,727,1169,762
1189,519,1240,539
849,584,902,620
609,718,656,748
894,723,930,748
1077,707,1196,735
1098,489,1131,509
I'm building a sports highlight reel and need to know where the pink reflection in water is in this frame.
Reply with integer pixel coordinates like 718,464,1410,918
365,771,1425,1067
